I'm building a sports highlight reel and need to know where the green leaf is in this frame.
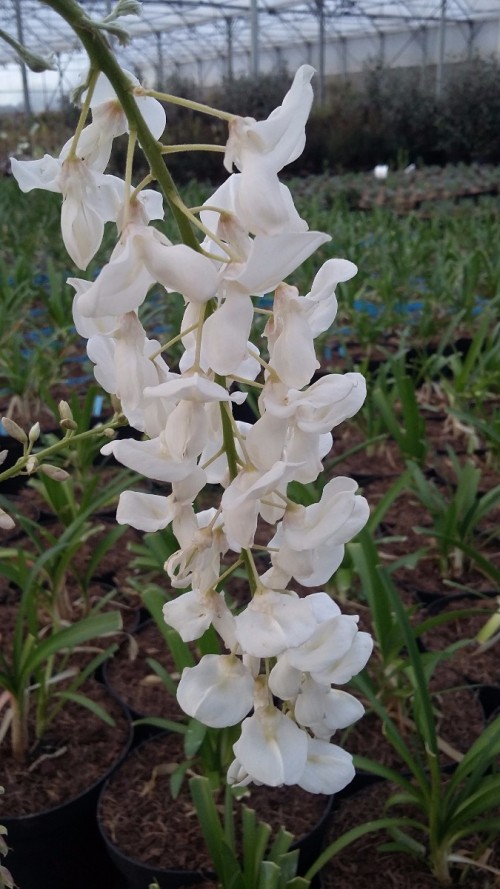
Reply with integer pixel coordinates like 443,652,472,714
305,817,422,880
54,690,116,726
184,718,207,757
189,776,225,875
21,611,122,682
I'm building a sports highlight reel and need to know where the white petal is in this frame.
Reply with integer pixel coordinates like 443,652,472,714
162,588,213,642
235,591,316,658
233,231,330,296
177,655,254,727
202,294,254,376
116,491,177,532
100,437,197,482
143,240,218,303
298,738,355,794
10,154,61,193
234,708,308,786
286,615,359,674
312,631,373,685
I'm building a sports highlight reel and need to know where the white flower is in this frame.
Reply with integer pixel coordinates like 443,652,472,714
235,588,316,658
269,477,369,586
298,738,355,794
224,66,314,175
262,373,367,434
163,588,233,644
223,65,315,236
286,613,359,675
201,230,330,377
11,154,121,269
311,630,373,686
220,461,299,550
177,654,254,727
76,224,219,317
374,164,389,180
232,703,308,787
201,173,307,238
294,679,365,737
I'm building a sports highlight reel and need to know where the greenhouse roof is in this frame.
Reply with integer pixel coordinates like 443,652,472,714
1,0,497,68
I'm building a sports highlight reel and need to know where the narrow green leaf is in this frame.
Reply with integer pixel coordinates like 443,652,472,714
54,690,115,726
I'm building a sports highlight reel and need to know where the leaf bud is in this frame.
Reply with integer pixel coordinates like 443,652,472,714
1,417,27,444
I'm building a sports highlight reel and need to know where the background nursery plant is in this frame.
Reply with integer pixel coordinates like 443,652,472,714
1,2,500,888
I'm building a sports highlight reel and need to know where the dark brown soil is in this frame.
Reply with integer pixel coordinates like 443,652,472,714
99,732,330,873
104,620,186,721
0,681,131,817
322,781,500,889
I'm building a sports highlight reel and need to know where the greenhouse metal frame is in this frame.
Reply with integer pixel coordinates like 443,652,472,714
0,0,499,111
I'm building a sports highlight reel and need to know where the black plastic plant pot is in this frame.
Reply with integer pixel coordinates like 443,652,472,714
2,705,132,889
98,732,335,889
98,838,214,889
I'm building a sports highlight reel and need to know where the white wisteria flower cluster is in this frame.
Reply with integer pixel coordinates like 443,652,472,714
12,64,372,795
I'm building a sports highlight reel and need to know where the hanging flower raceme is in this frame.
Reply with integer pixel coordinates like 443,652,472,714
13,53,373,796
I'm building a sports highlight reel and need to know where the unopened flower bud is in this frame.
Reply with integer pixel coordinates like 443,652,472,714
1,417,27,444
60,418,78,431
0,508,15,530
28,422,40,444
39,463,70,482
0,450,7,467
26,455,38,474
59,400,74,422
102,428,116,439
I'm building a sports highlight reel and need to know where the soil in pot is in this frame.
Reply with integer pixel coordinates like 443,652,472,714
98,732,332,888
321,780,500,889
341,664,485,771
104,620,185,732
0,680,131,889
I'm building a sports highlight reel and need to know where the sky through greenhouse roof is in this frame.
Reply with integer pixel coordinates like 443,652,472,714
0,0,498,108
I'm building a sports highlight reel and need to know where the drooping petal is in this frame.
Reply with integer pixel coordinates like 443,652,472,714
177,654,254,727
100,437,199,482
162,588,216,642
10,154,61,193
233,706,308,786
201,294,254,376
116,491,177,532
298,738,355,794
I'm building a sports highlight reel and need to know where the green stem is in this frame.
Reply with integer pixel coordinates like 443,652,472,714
146,89,234,122
161,143,225,155
11,695,28,763
41,0,200,251
0,419,120,484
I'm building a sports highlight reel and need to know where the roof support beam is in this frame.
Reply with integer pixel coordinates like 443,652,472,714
250,0,259,76
14,0,32,117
